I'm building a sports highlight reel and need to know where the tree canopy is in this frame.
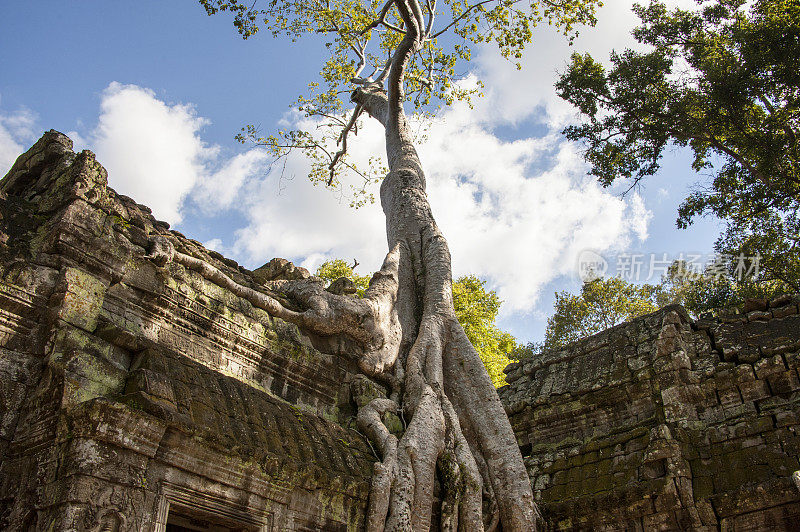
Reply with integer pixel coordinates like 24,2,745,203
556,0,800,292
202,0,602,205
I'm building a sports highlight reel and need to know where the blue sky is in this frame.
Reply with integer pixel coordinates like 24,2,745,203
0,0,722,343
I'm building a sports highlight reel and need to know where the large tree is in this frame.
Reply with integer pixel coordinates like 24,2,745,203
317,260,517,387
556,0,800,294
148,0,600,528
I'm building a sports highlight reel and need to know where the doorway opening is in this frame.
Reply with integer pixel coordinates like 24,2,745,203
165,505,252,532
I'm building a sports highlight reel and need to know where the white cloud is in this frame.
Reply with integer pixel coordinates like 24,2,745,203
203,238,224,252
84,82,265,224
475,0,698,128
0,105,37,176
90,82,214,223
196,149,269,212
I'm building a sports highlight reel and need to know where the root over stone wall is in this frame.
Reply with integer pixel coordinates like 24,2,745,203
2,130,800,531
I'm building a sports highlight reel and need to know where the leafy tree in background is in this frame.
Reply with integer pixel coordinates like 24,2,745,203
541,276,665,349
193,0,603,527
451,275,516,387
556,0,800,295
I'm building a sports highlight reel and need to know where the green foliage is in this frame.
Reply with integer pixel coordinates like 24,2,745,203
556,0,800,292
662,258,790,316
201,0,602,204
315,258,372,296
452,275,516,387
541,276,665,350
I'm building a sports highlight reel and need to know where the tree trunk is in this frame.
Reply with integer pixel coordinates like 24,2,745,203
149,0,538,527
348,1,535,527
348,74,536,527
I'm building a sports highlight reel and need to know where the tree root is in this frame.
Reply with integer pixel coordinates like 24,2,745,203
357,314,499,531
145,234,536,530
357,397,400,531
146,235,403,379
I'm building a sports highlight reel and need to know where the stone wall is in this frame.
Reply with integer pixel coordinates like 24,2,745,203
500,299,800,530
0,131,377,531
3,130,800,531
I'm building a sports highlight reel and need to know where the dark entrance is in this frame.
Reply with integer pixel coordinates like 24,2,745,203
165,506,252,532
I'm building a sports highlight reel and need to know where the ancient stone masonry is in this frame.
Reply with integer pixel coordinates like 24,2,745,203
0,131,380,531
499,300,800,530
3,130,800,531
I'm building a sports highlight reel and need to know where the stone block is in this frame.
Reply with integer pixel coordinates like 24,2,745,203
51,325,130,371
60,350,128,406
743,298,769,312
754,354,786,379
252,257,311,283
120,258,163,295
772,304,798,319
737,378,770,402
733,364,756,382
717,386,743,409
56,267,108,332
67,399,167,457
747,310,771,321
125,368,176,404
774,410,798,427
745,416,774,436
767,369,800,395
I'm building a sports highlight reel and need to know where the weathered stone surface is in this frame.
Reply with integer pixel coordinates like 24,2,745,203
252,257,312,283
500,297,800,531
55,266,108,332
0,132,374,531
4,130,800,530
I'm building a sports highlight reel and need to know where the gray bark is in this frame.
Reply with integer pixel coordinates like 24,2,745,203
347,1,537,528
149,0,537,527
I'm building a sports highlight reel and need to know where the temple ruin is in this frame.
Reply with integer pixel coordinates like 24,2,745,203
0,131,798,530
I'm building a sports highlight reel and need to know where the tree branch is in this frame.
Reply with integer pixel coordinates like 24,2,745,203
431,0,499,38
328,104,364,185
361,0,405,35
145,234,389,349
